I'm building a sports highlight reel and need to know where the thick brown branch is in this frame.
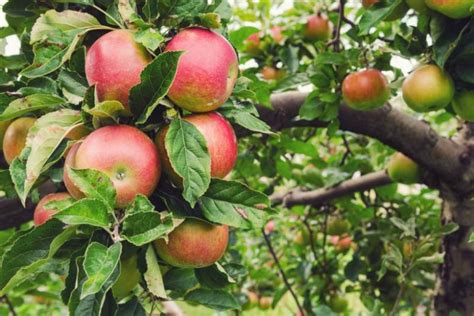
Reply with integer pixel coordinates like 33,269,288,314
259,91,468,191
271,170,391,207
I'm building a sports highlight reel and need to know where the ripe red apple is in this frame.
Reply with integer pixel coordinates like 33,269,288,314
244,32,261,55
425,0,474,18
259,296,272,310
85,30,151,113
402,64,454,112
165,27,238,113
342,69,390,111
264,220,275,234
153,218,229,268
33,192,72,226
261,66,286,81
303,14,332,41
64,125,160,207
270,26,284,44
112,254,141,300
155,112,237,183
3,117,36,164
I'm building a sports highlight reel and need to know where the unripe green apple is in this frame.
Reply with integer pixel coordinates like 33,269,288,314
112,254,141,300
329,295,349,313
425,0,474,19
3,117,36,164
154,218,228,268
33,192,72,226
402,64,454,112
327,218,351,236
85,30,151,113
259,296,272,310
165,27,238,113
387,153,420,184
453,90,474,122
342,69,390,111
0,120,11,150
406,0,429,13
303,14,332,41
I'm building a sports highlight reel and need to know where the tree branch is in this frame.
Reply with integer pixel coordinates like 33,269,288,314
271,170,392,207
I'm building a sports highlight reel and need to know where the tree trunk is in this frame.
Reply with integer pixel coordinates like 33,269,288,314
433,191,474,315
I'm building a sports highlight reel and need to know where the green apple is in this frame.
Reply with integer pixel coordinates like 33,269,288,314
387,153,420,184
453,90,474,122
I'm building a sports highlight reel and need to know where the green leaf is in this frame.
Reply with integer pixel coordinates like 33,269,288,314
0,94,66,121
144,245,167,299
0,169,16,198
121,211,179,246
84,100,125,123
58,69,88,104
159,0,207,18
226,111,273,134
184,288,240,311
130,51,182,124
51,0,94,5
125,194,156,215
358,0,404,35
469,232,474,243
390,217,416,238
432,17,472,68
55,199,112,229
66,168,117,211
165,118,211,207
229,26,259,50
11,109,82,204
134,28,164,51
115,297,146,316
0,221,75,294
198,179,271,228
163,268,198,291
195,263,236,289
81,242,122,299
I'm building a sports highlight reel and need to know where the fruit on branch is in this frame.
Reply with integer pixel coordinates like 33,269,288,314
154,218,228,268
0,120,11,150
453,90,474,122
165,27,238,113
294,229,310,246
261,66,286,81
112,254,141,300
85,30,151,113
406,0,429,13
243,291,259,310
264,220,275,234
327,218,351,236
387,152,420,184
270,26,284,44
342,69,390,111
259,296,272,310
362,0,409,20
63,125,160,207
244,32,261,55
402,64,454,112
2,117,36,164
155,112,237,183
33,192,71,226
425,0,474,18
303,14,332,41
329,295,349,313
330,235,355,252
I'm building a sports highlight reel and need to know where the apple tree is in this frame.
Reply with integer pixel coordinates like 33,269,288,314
0,0,473,315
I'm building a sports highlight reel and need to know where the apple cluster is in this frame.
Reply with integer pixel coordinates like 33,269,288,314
31,27,240,283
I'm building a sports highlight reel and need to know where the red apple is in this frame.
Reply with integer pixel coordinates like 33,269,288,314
153,218,229,268
244,32,261,55
259,296,272,310
243,291,259,310
264,220,275,234
342,69,390,111
155,112,237,183
3,117,36,164
270,26,284,44
64,125,160,207
165,27,239,113
303,14,332,41
85,30,151,113
34,192,72,226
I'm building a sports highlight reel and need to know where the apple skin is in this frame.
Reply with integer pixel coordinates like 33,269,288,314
0,120,11,150
259,296,272,310
406,0,429,13
155,112,237,183
112,254,141,300
243,291,259,310
261,66,286,81
342,69,390,111
244,32,261,55
453,90,474,122
329,295,349,313
270,26,284,44
165,27,238,113
327,218,351,236
402,64,454,112
63,125,160,207
85,30,151,113
387,152,420,184
154,218,229,268
425,0,474,19
303,14,332,41
2,117,36,164
33,192,72,226
264,220,275,234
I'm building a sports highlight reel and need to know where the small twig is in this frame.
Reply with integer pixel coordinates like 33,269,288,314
321,209,330,269
389,283,405,316
262,229,306,316
2,295,17,316
340,133,352,165
333,0,346,52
